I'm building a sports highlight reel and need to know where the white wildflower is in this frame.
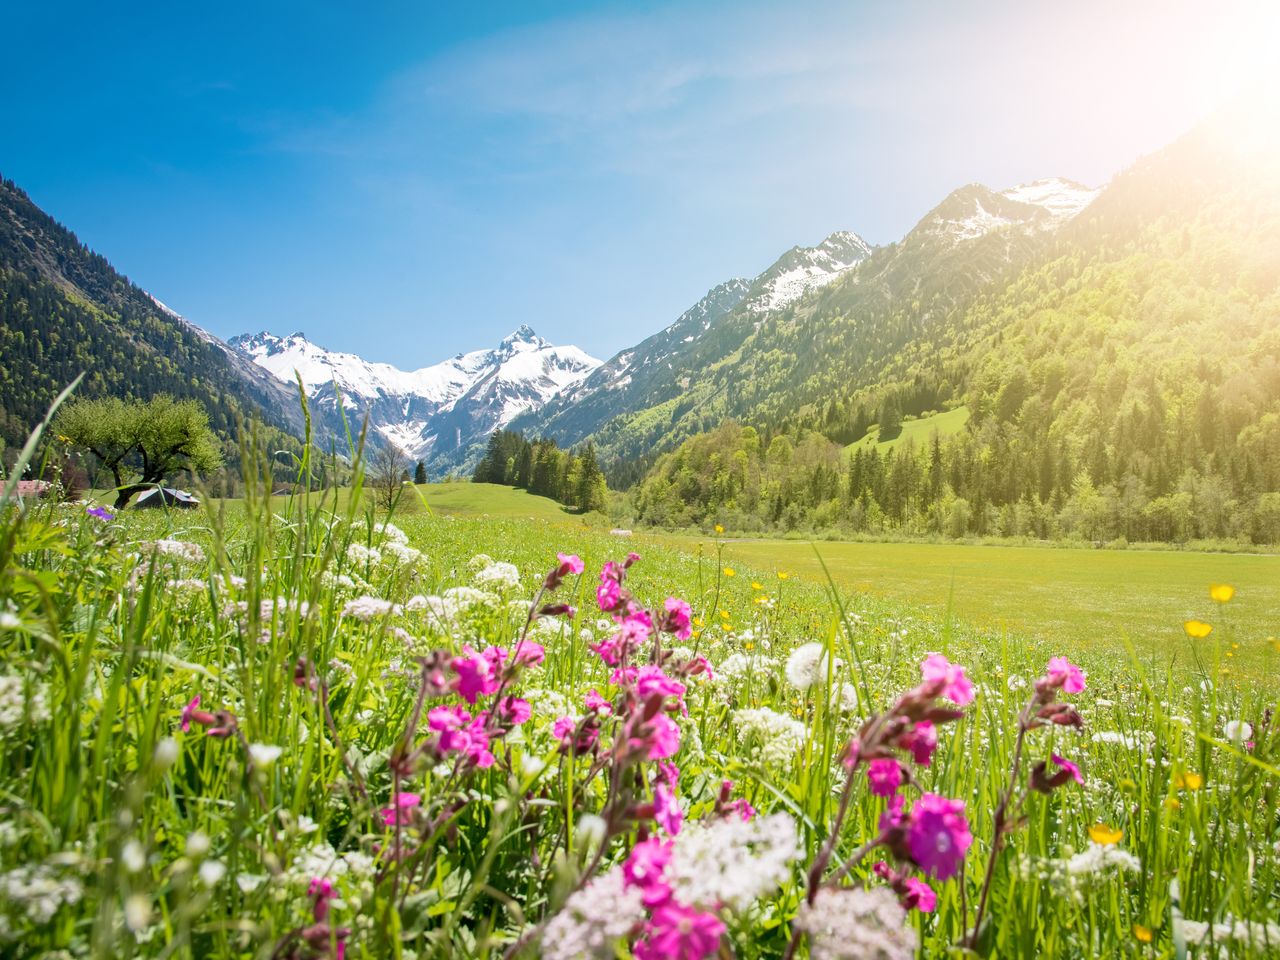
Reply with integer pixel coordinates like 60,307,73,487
540,867,644,960
667,813,800,911
0,674,50,731
143,539,205,564
341,596,399,622
0,864,84,923
121,840,146,874
733,707,806,766
153,737,180,769
198,860,226,886
523,689,569,718
1090,731,1146,750
0,611,20,630
248,743,284,767
374,522,408,545
1175,918,1209,945
185,832,211,858
346,543,382,566
475,561,521,590
236,874,267,893
124,893,151,931
384,541,423,565
443,586,497,612
785,642,840,691
1224,720,1253,743
1064,843,1141,876
794,886,917,960
1007,674,1027,692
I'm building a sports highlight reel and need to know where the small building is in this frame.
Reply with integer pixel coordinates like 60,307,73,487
14,480,51,500
134,487,201,509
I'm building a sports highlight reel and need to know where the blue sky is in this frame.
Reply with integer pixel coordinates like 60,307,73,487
1,0,1271,366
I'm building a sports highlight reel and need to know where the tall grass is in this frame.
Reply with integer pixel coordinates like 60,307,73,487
0,427,1277,958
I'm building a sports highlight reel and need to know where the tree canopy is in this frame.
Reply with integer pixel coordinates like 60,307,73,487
57,396,223,507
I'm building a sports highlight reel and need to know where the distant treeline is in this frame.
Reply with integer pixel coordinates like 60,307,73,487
473,430,608,514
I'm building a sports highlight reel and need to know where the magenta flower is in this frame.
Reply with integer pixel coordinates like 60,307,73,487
308,877,336,921
558,552,585,575
495,696,532,726
584,689,613,715
428,706,495,767
630,712,681,761
902,877,936,913
905,793,972,880
867,758,903,798
654,782,684,836
552,715,599,755
380,791,422,826
899,720,938,766
1042,656,1087,694
633,665,687,703
510,640,545,667
1051,753,1083,784
660,597,693,640
635,901,725,960
596,580,621,611
451,645,503,703
624,837,674,908
181,695,201,733
920,654,975,705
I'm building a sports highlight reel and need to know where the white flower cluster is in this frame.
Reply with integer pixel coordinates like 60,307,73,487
793,886,917,960
785,642,842,691
733,707,807,765
142,539,206,564
0,674,50,733
1064,843,1141,876
373,521,407,544
667,812,800,911
341,596,401,622
283,842,376,888
1176,914,1280,949
405,587,498,631
346,543,382,566
384,541,423,565
1090,731,1148,750
540,867,644,960
0,863,84,925
474,561,521,591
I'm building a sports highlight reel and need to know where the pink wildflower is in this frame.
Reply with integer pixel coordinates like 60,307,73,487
1051,753,1083,784
633,665,686,703
558,552,585,575
181,695,202,733
660,597,693,640
635,901,725,960
654,783,684,836
899,720,938,766
495,696,532,726
510,640,545,667
920,654,975,706
623,837,674,907
905,793,972,880
641,713,681,760
584,689,613,715
867,758,903,798
380,791,422,826
451,645,503,703
902,877,936,913
1042,656,1087,694
308,877,337,922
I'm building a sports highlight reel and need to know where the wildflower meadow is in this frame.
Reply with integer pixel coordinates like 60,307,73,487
1,433,1278,959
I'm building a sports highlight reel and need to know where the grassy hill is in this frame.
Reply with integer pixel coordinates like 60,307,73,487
845,405,971,454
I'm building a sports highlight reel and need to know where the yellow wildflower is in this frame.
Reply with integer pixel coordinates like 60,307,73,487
1133,924,1153,943
714,524,724,534
1183,620,1213,639
777,571,790,580
1088,823,1123,846
1209,583,1235,603
1174,772,1203,791
723,567,736,578
1165,797,1181,810
751,581,763,590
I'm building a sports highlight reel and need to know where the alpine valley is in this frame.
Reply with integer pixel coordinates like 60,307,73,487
3,105,1279,543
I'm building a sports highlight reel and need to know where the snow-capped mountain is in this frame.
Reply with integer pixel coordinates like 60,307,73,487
744,230,874,312
512,230,873,449
921,178,1098,243
229,326,600,464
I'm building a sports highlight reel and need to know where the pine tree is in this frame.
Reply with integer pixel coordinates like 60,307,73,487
414,460,427,485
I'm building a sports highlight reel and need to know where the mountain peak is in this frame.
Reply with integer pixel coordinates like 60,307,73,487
498,324,544,350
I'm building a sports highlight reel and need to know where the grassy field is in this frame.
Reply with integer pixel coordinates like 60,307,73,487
844,405,970,454
706,538,1280,678
413,481,585,521
4,467,1279,958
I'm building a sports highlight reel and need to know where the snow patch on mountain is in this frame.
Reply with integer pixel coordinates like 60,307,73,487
746,231,873,312
1001,178,1100,219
